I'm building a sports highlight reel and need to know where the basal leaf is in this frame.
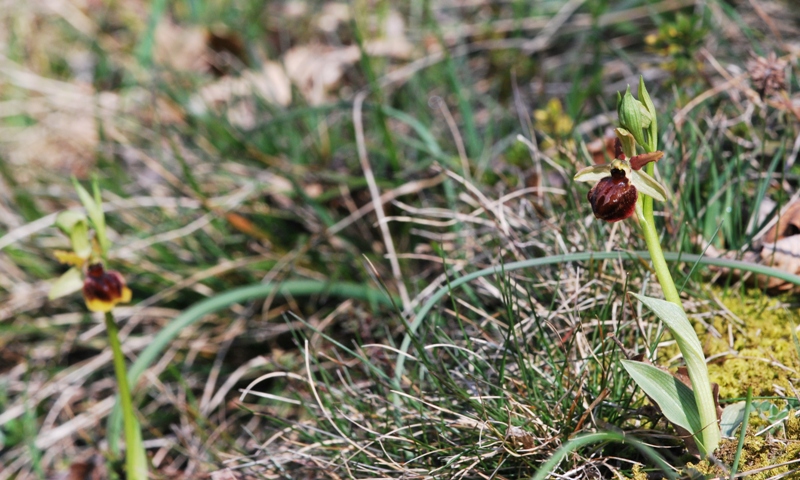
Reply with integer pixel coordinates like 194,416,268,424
621,359,702,437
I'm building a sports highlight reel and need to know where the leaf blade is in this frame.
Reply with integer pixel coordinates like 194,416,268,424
621,359,702,436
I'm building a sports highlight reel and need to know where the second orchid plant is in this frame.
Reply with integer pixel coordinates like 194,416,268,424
574,77,721,456
48,180,148,479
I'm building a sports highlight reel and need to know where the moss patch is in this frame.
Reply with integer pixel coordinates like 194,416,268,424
701,290,800,400
655,289,800,399
685,422,800,479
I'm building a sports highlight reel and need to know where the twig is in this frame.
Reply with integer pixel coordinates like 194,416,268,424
353,91,411,311
431,96,471,182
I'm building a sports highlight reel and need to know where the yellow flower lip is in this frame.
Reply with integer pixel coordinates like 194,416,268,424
54,250,87,267
82,263,132,313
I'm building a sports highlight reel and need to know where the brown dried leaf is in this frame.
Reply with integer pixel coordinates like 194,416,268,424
762,200,800,243
61,454,105,480
284,10,412,105
315,2,350,32
758,235,800,290
505,425,535,451
284,44,361,105
363,10,413,59
702,200,800,291
154,19,208,72
586,132,616,165
190,62,292,128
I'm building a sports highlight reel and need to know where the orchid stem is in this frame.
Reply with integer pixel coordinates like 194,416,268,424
105,312,148,479
637,141,721,456
640,160,682,307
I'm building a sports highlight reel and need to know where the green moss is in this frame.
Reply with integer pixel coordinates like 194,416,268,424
685,424,800,479
702,291,799,399
657,289,799,399
629,464,648,480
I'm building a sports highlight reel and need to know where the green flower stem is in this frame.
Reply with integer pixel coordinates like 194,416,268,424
105,312,148,479
638,141,720,455
638,201,681,306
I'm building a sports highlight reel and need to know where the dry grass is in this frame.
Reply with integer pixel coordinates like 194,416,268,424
1,0,800,478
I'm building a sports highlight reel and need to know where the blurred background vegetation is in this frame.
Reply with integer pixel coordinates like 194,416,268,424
1,0,800,478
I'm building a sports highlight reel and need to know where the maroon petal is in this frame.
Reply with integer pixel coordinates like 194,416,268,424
587,169,638,222
630,151,664,171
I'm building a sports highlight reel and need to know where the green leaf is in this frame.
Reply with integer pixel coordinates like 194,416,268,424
630,293,721,454
614,128,636,158
54,210,86,234
720,401,747,439
629,294,704,360
55,211,91,259
621,359,701,435
48,267,84,300
72,178,109,256
637,101,652,128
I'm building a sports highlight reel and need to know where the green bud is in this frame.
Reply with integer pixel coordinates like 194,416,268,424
638,102,652,128
73,178,109,257
617,86,648,149
638,75,658,152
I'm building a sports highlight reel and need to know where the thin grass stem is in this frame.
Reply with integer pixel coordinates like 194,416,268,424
730,387,754,479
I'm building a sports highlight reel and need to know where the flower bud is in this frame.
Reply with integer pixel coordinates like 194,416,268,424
617,87,648,149
638,76,657,150
587,167,638,222
83,263,132,313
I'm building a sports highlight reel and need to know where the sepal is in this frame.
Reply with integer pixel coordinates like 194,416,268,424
573,165,614,183
630,169,667,202
48,267,84,300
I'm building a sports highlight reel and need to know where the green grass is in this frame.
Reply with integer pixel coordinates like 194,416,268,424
1,0,799,478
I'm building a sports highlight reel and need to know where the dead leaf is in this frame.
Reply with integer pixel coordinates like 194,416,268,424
758,235,800,290
283,1,308,19
316,3,350,32
284,44,360,105
284,9,413,105
58,453,105,480
210,470,242,480
505,425,535,451
702,200,800,291
586,130,617,165
363,10,413,59
761,200,800,243
189,62,292,128
154,19,208,72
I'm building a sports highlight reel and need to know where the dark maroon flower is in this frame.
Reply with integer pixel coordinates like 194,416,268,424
575,155,667,223
83,263,132,312
587,168,638,222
